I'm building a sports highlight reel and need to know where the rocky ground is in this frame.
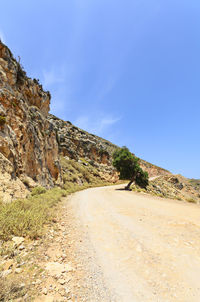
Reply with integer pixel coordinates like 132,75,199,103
0,200,77,301
0,187,114,302
145,174,200,203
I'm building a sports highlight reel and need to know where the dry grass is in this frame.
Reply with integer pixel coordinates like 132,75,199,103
186,197,197,203
0,241,16,258
0,158,113,242
61,157,104,187
0,157,115,300
0,278,27,301
0,188,66,241
0,166,111,242
31,186,46,196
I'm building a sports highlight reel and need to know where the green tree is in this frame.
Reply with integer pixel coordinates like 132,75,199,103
112,146,149,190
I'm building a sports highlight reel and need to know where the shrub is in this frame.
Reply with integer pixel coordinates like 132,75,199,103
0,188,66,240
89,160,95,166
61,157,101,185
186,197,197,203
31,186,46,196
16,62,26,86
0,278,26,301
0,115,6,126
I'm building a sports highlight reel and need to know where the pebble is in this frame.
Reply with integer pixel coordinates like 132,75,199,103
65,276,71,283
59,279,66,285
19,245,25,250
62,253,67,259
1,269,12,278
3,259,13,270
43,287,48,295
65,287,70,295
15,268,22,274
12,236,24,246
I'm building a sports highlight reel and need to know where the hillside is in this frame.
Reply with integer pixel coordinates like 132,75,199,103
0,41,170,202
132,174,200,204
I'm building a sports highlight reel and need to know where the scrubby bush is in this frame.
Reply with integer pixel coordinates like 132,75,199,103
31,186,46,196
186,197,197,203
61,157,102,185
0,188,66,240
0,115,6,126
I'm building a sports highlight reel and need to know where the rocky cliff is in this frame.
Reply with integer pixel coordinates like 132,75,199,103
48,114,118,182
48,114,170,180
0,41,170,202
0,41,61,202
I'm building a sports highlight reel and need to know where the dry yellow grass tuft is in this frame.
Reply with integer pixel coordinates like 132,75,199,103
0,158,114,242
0,181,111,242
0,278,26,301
0,187,66,241
186,197,197,203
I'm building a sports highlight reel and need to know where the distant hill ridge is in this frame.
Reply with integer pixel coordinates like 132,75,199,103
0,41,169,202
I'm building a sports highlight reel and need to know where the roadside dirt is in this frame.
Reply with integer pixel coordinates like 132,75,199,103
32,184,200,301
64,184,200,302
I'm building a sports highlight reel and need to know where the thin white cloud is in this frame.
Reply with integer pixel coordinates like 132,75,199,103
42,66,66,88
74,114,121,135
96,76,117,102
98,116,121,132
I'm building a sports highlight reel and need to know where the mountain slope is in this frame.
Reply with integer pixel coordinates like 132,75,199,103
146,174,200,203
0,41,170,202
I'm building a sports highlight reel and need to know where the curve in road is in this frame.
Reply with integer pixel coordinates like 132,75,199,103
66,184,200,302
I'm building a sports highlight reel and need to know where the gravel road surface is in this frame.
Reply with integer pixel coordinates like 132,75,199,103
66,184,200,302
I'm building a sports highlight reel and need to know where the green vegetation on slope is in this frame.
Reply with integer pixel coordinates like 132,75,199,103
189,179,200,189
0,188,66,241
61,157,110,189
0,158,112,241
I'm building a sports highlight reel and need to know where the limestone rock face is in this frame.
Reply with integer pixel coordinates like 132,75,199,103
48,114,116,165
48,114,119,182
0,152,28,202
140,159,170,178
0,41,61,201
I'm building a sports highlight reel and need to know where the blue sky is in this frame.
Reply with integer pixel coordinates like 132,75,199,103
1,0,200,178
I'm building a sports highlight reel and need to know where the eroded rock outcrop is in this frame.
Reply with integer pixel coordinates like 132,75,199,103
140,159,170,178
48,114,170,181
147,174,200,202
48,114,118,182
48,114,117,165
0,41,61,202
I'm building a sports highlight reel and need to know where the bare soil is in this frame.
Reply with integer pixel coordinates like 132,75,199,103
25,184,200,301
63,184,200,302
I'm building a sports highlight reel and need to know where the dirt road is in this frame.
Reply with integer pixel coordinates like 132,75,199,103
66,184,200,302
